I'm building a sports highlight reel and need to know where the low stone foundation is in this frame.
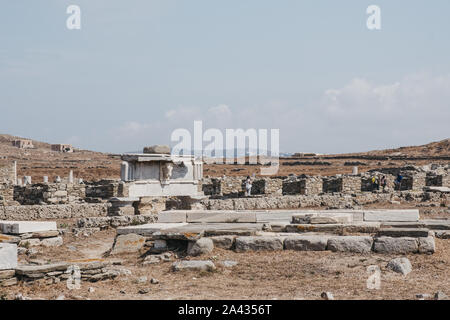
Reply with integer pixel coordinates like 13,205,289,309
0,203,110,220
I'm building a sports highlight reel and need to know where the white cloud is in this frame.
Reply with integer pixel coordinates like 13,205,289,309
111,73,449,154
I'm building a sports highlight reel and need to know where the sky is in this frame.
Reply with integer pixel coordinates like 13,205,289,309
0,0,449,154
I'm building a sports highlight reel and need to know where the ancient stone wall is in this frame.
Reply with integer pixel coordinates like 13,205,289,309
342,175,362,194
13,183,86,205
0,203,109,220
251,178,283,196
322,176,343,193
282,179,302,195
85,180,121,200
301,176,323,195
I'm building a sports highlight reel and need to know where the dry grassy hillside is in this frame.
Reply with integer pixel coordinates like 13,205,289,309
1,134,448,181
0,134,121,182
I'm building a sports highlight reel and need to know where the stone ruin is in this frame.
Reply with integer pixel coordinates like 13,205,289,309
51,144,73,153
1,147,450,291
12,139,34,149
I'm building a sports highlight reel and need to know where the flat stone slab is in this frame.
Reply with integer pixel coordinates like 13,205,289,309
381,220,450,230
235,236,284,252
111,234,146,254
15,262,69,276
172,260,216,272
0,234,21,244
117,223,188,236
363,209,419,222
158,211,188,223
377,228,432,238
256,210,364,223
186,211,257,223
0,221,57,235
0,243,17,270
424,186,450,193
284,235,330,251
327,236,373,253
292,213,353,225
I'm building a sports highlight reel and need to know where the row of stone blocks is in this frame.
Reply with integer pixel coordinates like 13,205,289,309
1,258,122,287
211,234,436,254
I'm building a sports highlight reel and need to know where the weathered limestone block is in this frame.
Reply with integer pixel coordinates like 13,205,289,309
0,243,17,270
284,235,330,251
187,238,214,256
19,238,41,247
172,260,216,272
116,223,188,236
111,233,146,254
15,262,69,277
327,236,373,253
234,236,284,252
387,257,412,276
418,236,435,254
41,236,63,247
373,237,418,254
158,211,187,223
210,236,236,249
143,145,171,154
291,213,353,224
286,224,344,234
135,197,166,215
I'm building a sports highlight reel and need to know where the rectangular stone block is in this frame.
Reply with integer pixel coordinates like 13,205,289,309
116,223,188,236
363,209,420,222
187,211,257,223
158,211,187,223
376,228,432,238
0,221,57,235
373,237,418,254
0,243,18,270
235,236,284,252
327,236,373,253
284,235,330,251
210,236,236,249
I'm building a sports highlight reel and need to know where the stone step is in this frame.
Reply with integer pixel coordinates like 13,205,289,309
381,220,450,230
363,209,419,222
285,222,380,234
159,210,257,223
291,213,353,224
376,228,432,238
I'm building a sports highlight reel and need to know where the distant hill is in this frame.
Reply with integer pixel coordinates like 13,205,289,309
348,139,450,157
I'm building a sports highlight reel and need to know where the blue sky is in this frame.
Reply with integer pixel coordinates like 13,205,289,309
0,0,449,153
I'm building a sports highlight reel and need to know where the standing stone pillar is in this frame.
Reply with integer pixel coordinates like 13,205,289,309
13,161,17,185
68,170,74,184
17,178,23,186
43,176,49,183
120,162,129,181
352,166,358,175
